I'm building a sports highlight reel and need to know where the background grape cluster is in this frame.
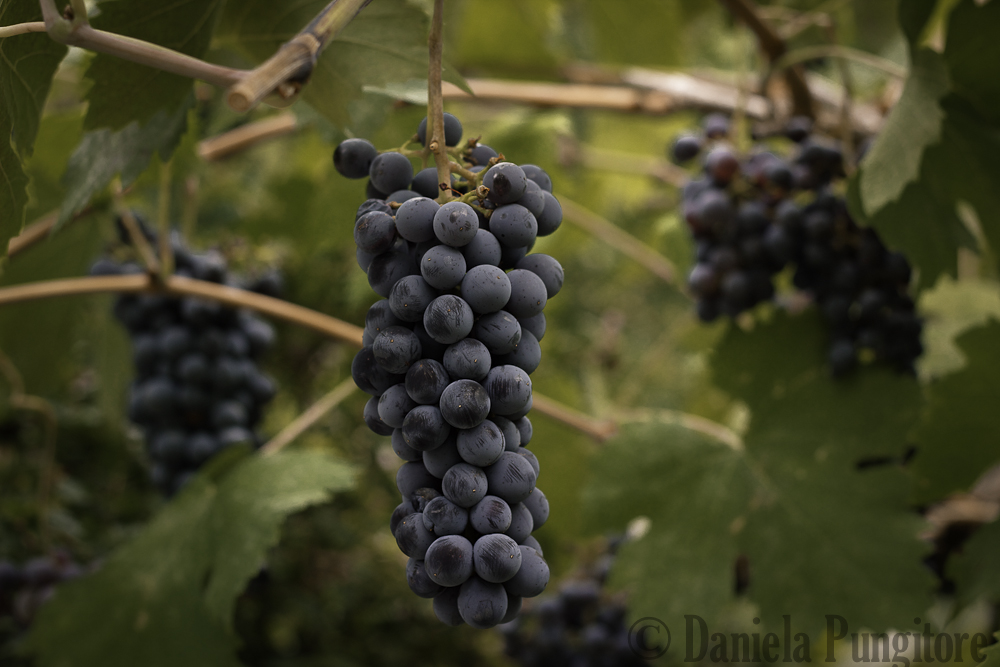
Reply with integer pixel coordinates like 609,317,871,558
335,113,563,628
499,536,645,667
0,553,84,636
676,115,923,375
90,223,279,495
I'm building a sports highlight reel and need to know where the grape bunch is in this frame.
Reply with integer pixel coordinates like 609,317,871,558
674,114,923,376
0,553,84,632
334,112,563,628
499,536,645,667
90,225,278,495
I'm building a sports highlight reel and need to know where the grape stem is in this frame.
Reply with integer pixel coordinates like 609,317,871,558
260,378,358,456
426,0,452,203
113,182,161,276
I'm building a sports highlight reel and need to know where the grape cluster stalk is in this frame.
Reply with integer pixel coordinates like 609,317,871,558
499,536,645,667
674,114,923,376
90,220,280,495
334,113,562,628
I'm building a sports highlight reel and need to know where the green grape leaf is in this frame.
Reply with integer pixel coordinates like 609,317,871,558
951,520,1000,608
84,0,223,130
213,0,468,129
898,0,938,45
912,320,1000,504
0,110,29,259
24,449,356,667
0,0,69,255
584,423,753,632
918,277,1000,379
59,97,192,224
858,48,949,218
586,314,933,637
943,0,1000,126
0,0,68,154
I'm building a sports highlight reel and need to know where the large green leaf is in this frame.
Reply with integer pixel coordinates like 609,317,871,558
84,0,224,130
943,0,1000,126
0,0,68,154
951,520,1000,608
0,0,68,254
586,313,933,637
59,97,192,224
584,423,752,633
858,48,948,217
214,0,464,129
912,320,1000,504
24,449,355,667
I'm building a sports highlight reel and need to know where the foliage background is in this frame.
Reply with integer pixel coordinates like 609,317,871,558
1,0,999,665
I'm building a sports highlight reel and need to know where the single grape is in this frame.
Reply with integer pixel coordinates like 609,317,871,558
352,345,405,396
439,379,491,429
364,395,393,435
367,248,417,298
473,533,522,583
369,152,414,194
434,587,465,626
484,451,536,504
442,462,488,508
520,164,552,193
522,488,549,529
514,254,563,298
418,113,463,147
388,275,439,323
484,365,532,417
535,192,562,236
457,419,506,467
407,557,445,598
420,244,467,290
461,265,512,314
472,311,521,355
458,575,509,629
489,204,537,249
372,325,422,374
469,495,512,534
468,143,499,167
395,512,436,559
521,535,543,555
505,501,534,543
443,338,492,382
334,138,378,179
484,163,528,205
405,358,451,405
493,416,521,451
396,461,440,499
517,179,546,218
402,405,452,451
671,135,703,163
424,534,474,587
423,294,475,345
503,545,549,598
378,383,417,429
392,428,422,462
496,330,541,375
518,312,545,342
423,495,469,536
462,229,503,268
433,201,479,247
395,197,440,243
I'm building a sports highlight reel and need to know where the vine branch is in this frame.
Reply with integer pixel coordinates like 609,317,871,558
227,0,374,112
261,378,357,456
426,0,452,202
718,0,815,118
0,21,46,38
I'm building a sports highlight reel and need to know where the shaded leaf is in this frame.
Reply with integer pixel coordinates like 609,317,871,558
0,0,68,154
59,97,192,224
951,520,1000,608
25,449,356,667
944,0,1000,126
584,423,752,632
912,320,1000,504
587,313,933,637
0,109,29,258
84,0,223,130
858,48,948,217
